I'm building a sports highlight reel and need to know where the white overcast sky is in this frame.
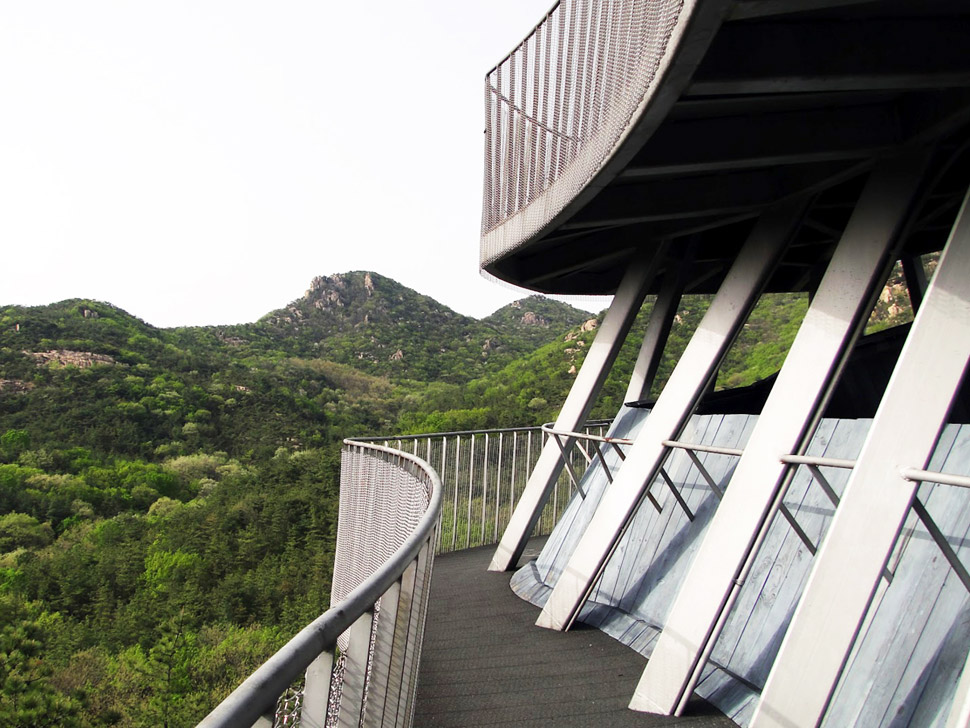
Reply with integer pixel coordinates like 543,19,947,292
0,0,604,328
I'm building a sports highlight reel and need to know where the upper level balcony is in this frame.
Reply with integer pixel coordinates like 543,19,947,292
481,0,970,296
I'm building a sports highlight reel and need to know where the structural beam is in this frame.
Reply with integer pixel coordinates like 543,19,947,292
630,151,931,715
535,197,808,630
621,104,900,180
751,184,970,727
488,249,663,571
565,163,850,230
730,0,879,21
689,19,970,96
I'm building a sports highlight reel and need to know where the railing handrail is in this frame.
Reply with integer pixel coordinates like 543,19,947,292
353,420,615,443
199,441,442,728
541,421,632,446
486,0,562,76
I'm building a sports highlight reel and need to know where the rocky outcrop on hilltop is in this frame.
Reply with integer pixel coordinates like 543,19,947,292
26,350,117,368
254,273,592,383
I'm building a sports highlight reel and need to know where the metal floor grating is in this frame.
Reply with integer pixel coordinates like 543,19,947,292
414,539,734,727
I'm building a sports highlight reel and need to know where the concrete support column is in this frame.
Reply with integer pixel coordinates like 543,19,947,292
631,151,931,715
535,197,807,631
946,646,970,728
489,248,664,572
751,185,970,728
623,250,689,404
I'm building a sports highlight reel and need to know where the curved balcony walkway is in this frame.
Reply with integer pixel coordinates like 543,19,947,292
415,538,733,727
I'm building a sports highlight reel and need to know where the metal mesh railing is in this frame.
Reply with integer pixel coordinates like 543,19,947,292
199,441,441,728
331,445,435,616
363,422,611,554
481,0,687,263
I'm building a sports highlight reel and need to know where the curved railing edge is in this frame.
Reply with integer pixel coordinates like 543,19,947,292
480,0,733,276
198,440,443,728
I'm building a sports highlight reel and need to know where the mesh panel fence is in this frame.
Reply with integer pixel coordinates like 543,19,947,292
331,447,433,629
481,0,687,264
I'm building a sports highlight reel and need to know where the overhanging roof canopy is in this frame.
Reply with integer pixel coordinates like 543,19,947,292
480,0,970,295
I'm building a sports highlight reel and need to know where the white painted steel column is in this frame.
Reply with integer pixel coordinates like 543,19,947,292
381,561,418,726
338,610,374,726
946,648,970,728
396,539,433,726
361,580,401,728
536,198,807,630
624,257,687,403
489,249,664,571
751,186,970,727
631,152,930,714
301,651,335,728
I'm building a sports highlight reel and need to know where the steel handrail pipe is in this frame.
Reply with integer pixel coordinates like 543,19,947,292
540,421,671,513
353,425,543,442
662,439,745,458
198,440,442,728
541,421,633,446
355,420,615,443
779,453,857,469
901,466,970,489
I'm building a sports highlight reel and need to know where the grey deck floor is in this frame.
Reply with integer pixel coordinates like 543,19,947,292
414,540,735,727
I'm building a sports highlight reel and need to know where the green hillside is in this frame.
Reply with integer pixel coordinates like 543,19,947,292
0,271,914,726
0,278,596,726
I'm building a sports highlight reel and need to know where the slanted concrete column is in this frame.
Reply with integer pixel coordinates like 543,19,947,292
489,248,664,572
750,185,970,728
631,151,931,715
535,197,808,630
623,252,689,404
946,645,970,728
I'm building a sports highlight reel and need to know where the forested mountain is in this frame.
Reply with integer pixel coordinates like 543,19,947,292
0,270,914,726
215,271,591,381
0,277,595,726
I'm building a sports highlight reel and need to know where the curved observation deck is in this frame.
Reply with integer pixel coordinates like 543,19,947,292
483,2,970,726
481,0,970,295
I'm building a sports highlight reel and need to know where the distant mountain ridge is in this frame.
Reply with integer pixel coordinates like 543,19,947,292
0,273,594,460
1,272,592,385
244,271,590,381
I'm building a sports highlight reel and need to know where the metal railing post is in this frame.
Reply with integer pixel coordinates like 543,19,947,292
338,610,374,726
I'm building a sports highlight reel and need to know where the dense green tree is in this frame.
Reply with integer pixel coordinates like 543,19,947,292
0,273,914,725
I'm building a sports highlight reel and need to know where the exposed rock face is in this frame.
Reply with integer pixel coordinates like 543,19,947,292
305,273,350,310
389,349,404,361
26,350,116,368
520,311,548,326
216,333,247,346
0,379,34,393
581,318,599,332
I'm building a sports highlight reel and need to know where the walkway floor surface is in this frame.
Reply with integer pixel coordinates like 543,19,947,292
414,540,736,727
